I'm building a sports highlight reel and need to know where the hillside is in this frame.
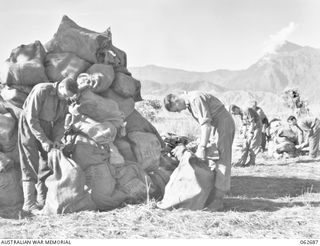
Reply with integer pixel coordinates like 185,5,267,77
131,41,320,109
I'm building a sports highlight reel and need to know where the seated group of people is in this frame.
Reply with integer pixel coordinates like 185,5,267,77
229,101,320,164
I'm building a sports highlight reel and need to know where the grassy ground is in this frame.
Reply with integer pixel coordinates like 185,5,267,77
1,106,319,239
1,154,319,239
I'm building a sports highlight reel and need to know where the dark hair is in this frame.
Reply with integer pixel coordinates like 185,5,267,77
287,115,297,122
229,104,240,113
61,77,79,95
163,94,177,111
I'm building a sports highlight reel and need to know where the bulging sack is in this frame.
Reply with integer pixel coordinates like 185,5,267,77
81,64,115,93
45,52,91,82
125,110,165,148
157,150,215,210
0,41,48,86
114,137,137,162
0,61,48,86
0,112,17,152
0,169,23,208
85,161,151,210
0,85,30,109
127,131,161,172
71,114,117,145
100,89,135,118
8,40,46,63
113,161,153,203
111,73,142,101
148,166,172,199
43,149,96,214
109,143,125,165
45,15,111,63
69,89,124,127
71,134,110,170
84,163,123,211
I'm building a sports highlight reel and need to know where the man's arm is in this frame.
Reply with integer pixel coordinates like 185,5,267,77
199,123,212,148
52,106,67,145
25,88,51,145
190,96,213,158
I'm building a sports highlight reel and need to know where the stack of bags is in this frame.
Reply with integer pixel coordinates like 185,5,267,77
0,103,23,210
0,15,172,213
0,37,48,212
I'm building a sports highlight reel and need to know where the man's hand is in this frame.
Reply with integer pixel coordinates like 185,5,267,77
42,140,53,152
195,145,206,160
171,145,187,161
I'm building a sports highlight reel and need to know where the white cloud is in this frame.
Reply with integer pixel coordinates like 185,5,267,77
262,22,298,55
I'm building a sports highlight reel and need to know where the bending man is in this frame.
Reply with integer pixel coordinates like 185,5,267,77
230,104,262,167
18,77,78,213
163,91,235,211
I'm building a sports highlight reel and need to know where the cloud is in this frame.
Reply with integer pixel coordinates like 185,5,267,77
262,22,298,55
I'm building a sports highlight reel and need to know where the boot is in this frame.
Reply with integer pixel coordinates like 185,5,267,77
36,181,47,209
206,188,225,211
22,181,41,213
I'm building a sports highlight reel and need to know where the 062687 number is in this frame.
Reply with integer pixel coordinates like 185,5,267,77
300,240,318,245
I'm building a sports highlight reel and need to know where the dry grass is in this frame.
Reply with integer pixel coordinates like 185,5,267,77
1,110,320,239
1,154,319,239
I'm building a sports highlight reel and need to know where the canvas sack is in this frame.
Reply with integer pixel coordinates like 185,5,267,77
69,89,124,127
81,64,115,93
127,131,161,172
43,149,96,214
157,150,215,210
111,73,142,102
100,89,135,118
45,52,90,82
45,15,111,63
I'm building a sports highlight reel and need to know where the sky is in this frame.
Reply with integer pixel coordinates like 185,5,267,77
0,0,320,72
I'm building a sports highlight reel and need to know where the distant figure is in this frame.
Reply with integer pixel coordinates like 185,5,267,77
287,116,304,145
163,91,235,211
18,77,79,213
230,104,262,167
288,116,320,158
251,100,269,152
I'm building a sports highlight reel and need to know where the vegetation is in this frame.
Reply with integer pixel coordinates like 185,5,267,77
1,153,319,238
1,100,319,239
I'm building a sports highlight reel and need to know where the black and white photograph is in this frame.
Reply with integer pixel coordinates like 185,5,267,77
0,0,319,241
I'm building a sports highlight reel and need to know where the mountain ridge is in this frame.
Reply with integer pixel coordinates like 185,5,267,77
130,41,320,106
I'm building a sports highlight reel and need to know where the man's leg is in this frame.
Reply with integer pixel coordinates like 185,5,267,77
247,127,262,166
261,132,267,152
18,116,41,212
36,121,54,208
234,141,250,167
206,112,235,210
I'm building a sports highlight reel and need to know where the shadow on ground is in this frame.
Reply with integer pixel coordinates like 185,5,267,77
224,197,320,212
256,157,320,166
225,175,320,212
